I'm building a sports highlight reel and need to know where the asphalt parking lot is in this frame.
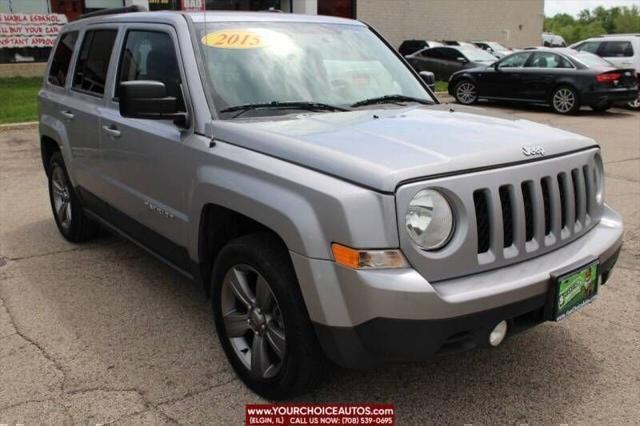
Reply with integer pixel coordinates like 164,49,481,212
0,103,638,425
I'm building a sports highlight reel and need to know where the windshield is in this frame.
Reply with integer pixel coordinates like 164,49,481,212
570,51,614,68
459,46,497,62
487,42,509,52
194,22,434,118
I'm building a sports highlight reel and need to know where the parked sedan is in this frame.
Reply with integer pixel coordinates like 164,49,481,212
398,39,443,56
405,46,497,80
448,48,639,114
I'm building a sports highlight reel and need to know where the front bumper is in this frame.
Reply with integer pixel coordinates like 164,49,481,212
291,205,623,368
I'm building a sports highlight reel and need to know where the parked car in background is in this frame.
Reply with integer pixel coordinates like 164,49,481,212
471,41,513,58
398,39,443,56
570,34,640,109
405,45,497,80
543,33,567,47
449,48,638,114
442,40,478,48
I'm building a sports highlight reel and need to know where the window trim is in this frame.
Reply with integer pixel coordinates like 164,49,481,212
70,27,120,99
109,23,194,130
46,30,80,90
523,52,576,70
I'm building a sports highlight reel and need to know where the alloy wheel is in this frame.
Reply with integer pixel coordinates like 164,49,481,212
51,166,72,230
553,88,575,113
456,82,477,104
221,264,286,380
628,96,640,109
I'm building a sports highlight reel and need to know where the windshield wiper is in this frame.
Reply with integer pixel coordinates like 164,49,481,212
350,94,433,108
220,101,349,118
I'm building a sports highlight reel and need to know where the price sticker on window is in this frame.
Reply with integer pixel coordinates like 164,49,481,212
201,30,265,49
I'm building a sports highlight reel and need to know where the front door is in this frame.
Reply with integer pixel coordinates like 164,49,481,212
489,52,531,99
97,25,192,270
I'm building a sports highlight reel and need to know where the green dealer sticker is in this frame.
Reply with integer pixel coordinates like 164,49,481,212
555,262,599,321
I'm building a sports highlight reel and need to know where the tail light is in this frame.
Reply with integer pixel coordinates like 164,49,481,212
596,72,622,83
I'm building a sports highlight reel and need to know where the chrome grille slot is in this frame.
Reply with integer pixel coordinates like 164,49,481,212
473,189,491,254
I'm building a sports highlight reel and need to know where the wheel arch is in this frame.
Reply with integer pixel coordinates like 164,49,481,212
40,135,61,177
197,203,290,295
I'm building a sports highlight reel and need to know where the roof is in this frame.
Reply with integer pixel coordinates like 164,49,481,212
62,10,363,30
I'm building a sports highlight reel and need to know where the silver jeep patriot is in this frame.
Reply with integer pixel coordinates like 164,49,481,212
39,7,623,400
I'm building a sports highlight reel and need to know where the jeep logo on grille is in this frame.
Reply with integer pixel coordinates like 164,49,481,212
522,145,545,157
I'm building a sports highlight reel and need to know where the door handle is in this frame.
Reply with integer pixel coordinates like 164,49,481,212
102,124,121,138
60,110,74,120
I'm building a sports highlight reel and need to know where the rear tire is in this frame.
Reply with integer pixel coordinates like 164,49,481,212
551,85,580,114
211,232,324,400
454,80,478,105
627,96,640,110
47,151,99,242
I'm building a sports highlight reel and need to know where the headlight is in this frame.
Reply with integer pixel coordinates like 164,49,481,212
406,189,454,250
594,153,604,204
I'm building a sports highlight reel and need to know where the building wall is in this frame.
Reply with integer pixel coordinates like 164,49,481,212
357,0,544,49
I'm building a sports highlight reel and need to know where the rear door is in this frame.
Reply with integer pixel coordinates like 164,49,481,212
520,52,574,101
64,27,119,194
96,24,192,268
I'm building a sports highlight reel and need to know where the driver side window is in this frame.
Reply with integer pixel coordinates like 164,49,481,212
498,53,530,68
116,29,184,110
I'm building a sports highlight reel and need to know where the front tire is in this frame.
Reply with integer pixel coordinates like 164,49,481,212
47,151,99,242
211,233,324,400
551,85,580,114
454,80,478,105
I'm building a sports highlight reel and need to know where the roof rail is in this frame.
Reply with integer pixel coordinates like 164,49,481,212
77,5,147,21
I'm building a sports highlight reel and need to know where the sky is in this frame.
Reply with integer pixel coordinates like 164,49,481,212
545,0,640,16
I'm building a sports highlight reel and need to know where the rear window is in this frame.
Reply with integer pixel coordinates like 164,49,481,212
72,29,118,96
571,51,613,68
48,32,78,87
600,41,634,58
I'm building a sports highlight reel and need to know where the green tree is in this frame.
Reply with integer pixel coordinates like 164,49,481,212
614,6,640,33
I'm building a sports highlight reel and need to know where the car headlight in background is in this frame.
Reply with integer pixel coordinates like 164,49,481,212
593,153,604,204
406,189,454,250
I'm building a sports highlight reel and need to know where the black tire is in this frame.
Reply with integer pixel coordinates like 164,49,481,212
211,232,324,400
47,151,99,242
453,79,478,105
591,103,611,113
626,96,640,110
550,85,580,114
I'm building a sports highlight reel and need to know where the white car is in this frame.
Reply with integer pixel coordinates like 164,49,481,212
571,34,640,109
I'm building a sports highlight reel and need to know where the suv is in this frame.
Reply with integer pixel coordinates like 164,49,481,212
571,35,640,109
40,8,623,400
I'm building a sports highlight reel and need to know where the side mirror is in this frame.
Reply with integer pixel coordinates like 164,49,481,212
119,80,186,125
419,71,436,91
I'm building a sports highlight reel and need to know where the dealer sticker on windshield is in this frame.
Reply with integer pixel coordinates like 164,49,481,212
201,29,265,49
554,261,599,321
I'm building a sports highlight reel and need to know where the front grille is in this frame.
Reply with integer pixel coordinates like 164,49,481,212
395,148,602,283
473,164,596,256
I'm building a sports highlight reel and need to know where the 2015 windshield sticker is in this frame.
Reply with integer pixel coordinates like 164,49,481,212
201,29,265,49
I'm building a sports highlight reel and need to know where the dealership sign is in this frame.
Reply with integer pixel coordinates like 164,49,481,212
181,0,205,11
0,13,67,48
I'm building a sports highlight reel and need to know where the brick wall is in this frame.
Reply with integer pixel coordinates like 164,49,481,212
357,0,544,49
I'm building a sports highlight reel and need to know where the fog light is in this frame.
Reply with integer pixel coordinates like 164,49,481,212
489,320,508,347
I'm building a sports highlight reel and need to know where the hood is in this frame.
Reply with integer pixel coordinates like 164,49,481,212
212,104,597,193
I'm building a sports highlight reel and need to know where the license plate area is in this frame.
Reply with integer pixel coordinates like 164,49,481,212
550,260,599,321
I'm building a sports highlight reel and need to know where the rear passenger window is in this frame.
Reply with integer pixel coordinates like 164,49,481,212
72,30,118,96
116,30,183,107
48,31,78,87
600,41,634,57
